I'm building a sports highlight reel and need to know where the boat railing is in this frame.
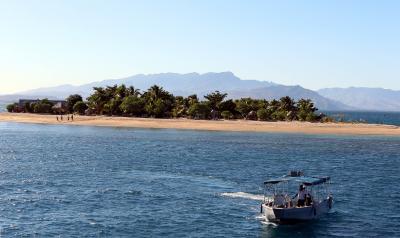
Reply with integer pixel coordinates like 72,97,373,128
263,181,332,208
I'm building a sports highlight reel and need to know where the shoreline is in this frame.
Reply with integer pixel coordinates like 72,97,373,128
1,112,400,136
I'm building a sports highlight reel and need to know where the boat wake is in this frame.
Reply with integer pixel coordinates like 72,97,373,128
220,192,264,201
260,220,278,227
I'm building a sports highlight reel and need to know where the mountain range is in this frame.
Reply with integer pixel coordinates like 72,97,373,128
1,72,399,111
318,87,400,111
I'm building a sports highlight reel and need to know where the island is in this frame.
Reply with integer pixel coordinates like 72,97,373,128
3,84,400,136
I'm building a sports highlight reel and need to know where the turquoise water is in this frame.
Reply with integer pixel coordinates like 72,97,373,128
0,122,399,237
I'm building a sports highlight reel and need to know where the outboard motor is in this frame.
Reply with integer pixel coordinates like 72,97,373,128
328,196,333,209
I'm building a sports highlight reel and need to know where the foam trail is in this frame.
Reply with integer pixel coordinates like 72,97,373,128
221,192,265,201
260,220,278,227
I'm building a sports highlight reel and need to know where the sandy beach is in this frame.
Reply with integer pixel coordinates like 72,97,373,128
0,112,399,136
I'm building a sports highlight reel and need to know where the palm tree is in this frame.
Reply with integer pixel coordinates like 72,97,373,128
187,94,199,106
87,87,107,114
126,86,141,97
297,99,317,121
172,96,187,118
81,83,323,122
115,84,127,99
235,98,259,119
279,96,295,112
143,85,174,118
120,95,145,116
204,91,227,111
279,96,296,120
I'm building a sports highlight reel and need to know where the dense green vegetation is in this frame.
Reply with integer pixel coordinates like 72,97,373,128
7,99,55,114
7,84,327,122
66,94,83,113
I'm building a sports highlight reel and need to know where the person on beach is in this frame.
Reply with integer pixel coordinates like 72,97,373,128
56,116,58,121
71,114,74,121
67,115,69,121
60,115,63,121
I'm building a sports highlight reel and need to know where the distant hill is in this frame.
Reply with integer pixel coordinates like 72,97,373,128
228,86,351,111
4,72,350,110
318,87,400,111
16,72,276,98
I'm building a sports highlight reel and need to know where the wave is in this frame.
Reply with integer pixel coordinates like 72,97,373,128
220,192,265,201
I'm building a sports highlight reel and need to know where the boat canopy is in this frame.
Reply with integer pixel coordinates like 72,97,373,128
264,176,330,186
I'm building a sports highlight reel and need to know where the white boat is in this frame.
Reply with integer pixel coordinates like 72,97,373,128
260,171,333,223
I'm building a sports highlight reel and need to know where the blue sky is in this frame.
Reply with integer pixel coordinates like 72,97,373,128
1,0,399,94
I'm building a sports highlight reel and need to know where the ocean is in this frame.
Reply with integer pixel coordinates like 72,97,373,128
322,111,400,126
0,103,6,112
0,122,399,237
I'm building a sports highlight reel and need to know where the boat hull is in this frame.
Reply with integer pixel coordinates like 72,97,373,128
261,198,332,223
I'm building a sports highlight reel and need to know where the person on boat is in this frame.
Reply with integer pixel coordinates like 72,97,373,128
305,192,313,206
274,193,286,208
293,184,307,207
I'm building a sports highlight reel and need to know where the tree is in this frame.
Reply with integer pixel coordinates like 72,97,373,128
115,84,127,98
86,84,139,116
256,99,269,110
104,85,118,100
305,113,318,122
6,103,17,112
297,99,318,121
126,86,141,97
38,83,325,123
268,99,279,111
172,96,187,118
33,99,53,113
143,85,174,118
187,94,199,106
219,99,236,114
204,91,227,111
103,98,122,115
24,102,33,113
257,108,270,121
279,96,297,120
145,98,169,118
235,98,260,119
221,110,233,120
279,96,296,112
267,99,280,120
73,101,88,115
187,102,210,119
271,110,286,121
119,95,145,116
87,87,108,114
66,94,83,113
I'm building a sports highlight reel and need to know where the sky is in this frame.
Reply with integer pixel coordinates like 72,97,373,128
0,0,399,94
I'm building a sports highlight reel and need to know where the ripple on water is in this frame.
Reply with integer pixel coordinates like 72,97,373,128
0,122,399,237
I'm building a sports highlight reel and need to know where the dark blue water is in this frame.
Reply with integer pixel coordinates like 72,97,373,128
323,111,400,126
0,122,399,237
